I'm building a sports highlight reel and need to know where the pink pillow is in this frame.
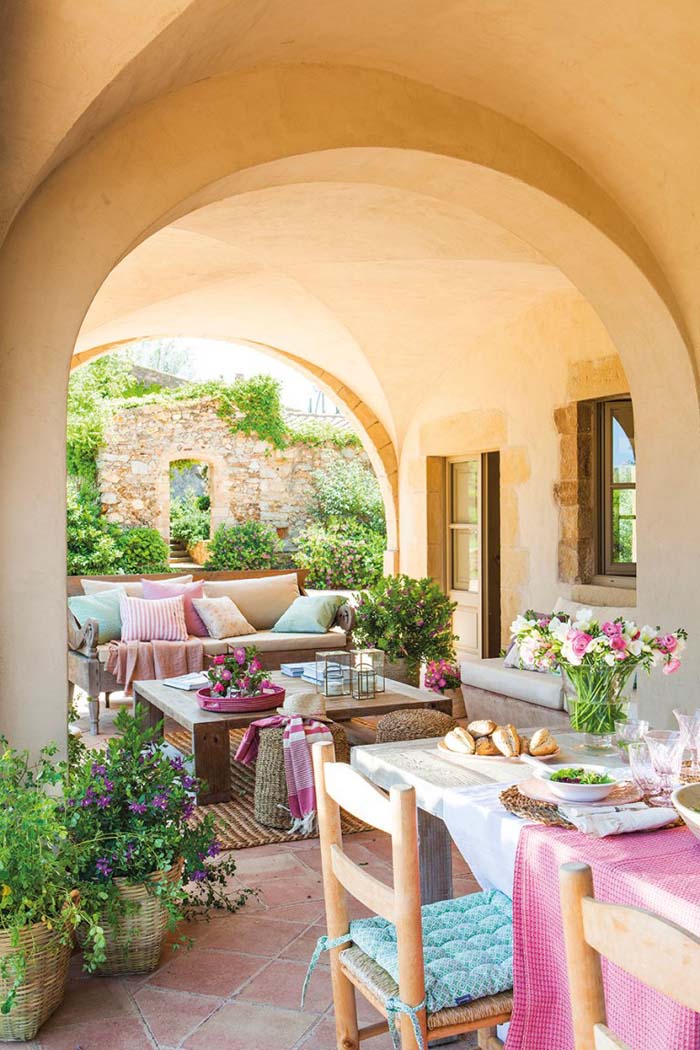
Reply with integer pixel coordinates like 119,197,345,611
120,593,188,643
141,579,208,637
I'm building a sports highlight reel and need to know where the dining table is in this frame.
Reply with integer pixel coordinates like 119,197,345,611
351,732,700,1050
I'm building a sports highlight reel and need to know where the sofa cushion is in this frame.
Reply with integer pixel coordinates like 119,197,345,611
142,578,207,636
119,593,188,642
460,657,564,710
553,597,633,624
96,628,346,663
191,596,255,639
272,594,344,634
81,575,193,598
202,573,300,629
68,588,125,644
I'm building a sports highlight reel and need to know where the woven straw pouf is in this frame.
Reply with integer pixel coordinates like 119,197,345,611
254,722,350,829
375,708,457,743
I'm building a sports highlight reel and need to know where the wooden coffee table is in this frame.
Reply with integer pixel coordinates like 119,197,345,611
133,673,452,805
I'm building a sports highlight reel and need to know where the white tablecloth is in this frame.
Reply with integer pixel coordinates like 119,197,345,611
442,782,531,897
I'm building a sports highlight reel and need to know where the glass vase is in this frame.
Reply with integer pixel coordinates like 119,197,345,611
563,666,632,752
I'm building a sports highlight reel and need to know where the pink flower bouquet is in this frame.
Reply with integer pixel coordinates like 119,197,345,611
206,645,271,698
424,659,462,694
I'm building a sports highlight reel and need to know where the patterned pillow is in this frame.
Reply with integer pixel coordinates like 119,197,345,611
347,889,512,1012
142,578,207,637
191,596,256,640
119,593,188,642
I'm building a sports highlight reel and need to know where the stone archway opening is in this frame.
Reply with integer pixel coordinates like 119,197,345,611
168,458,211,567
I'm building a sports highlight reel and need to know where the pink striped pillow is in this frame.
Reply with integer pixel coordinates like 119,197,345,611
119,593,188,642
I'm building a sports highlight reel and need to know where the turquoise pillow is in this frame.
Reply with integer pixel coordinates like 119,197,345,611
68,587,124,644
272,594,344,634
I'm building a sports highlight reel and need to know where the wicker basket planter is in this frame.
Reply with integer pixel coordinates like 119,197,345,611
0,923,71,1042
78,860,183,976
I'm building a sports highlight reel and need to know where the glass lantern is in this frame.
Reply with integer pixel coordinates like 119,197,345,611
350,649,386,700
315,650,351,697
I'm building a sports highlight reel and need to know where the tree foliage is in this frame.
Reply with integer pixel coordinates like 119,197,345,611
205,520,282,571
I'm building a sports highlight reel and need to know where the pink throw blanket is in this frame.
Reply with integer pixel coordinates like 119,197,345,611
106,639,204,694
505,824,700,1050
236,715,332,834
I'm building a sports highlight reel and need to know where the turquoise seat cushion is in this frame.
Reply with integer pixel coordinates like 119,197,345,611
349,890,512,1013
272,594,344,634
68,587,125,644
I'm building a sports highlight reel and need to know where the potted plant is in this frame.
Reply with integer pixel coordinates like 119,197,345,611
424,659,465,717
0,742,101,1041
65,708,248,975
510,609,688,750
353,575,457,686
198,645,286,712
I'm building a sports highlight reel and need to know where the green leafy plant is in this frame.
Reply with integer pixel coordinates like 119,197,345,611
0,743,103,1014
205,520,282,570
64,708,248,962
353,575,458,675
310,459,386,533
66,482,123,575
170,494,210,548
295,522,384,589
215,374,288,449
116,527,170,574
287,419,361,449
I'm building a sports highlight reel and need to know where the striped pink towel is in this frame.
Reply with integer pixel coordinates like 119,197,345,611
235,715,332,833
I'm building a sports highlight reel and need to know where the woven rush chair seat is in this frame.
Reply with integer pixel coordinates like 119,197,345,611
254,722,350,829
340,944,513,1031
376,708,457,743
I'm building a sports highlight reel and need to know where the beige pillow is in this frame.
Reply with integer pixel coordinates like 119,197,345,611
191,596,255,640
81,575,193,598
202,573,300,630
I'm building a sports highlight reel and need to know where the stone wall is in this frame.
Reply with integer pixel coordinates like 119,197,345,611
97,398,369,539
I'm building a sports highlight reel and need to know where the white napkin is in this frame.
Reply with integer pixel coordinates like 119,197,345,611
558,802,677,837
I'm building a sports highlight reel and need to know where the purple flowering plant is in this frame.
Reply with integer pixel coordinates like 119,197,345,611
353,575,458,680
64,708,248,964
206,644,272,698
424,659,462,694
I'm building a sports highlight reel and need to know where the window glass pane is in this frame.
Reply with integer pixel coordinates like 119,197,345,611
611,403,635,484
451,461,478,524
452,529,479,592
612,487,636,564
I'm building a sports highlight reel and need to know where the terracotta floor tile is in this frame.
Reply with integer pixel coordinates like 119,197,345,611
183,1001,315,1050
38,1016,154,1050
135,985,222,1046
278,925,329,965
261,900,326,924
149,947,266,997
252,873,325,907
39,975,136,1031
231,851,308,882
237,958,332,1014
197,914,307,955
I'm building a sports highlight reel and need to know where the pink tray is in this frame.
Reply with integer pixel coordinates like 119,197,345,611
195,685,285,713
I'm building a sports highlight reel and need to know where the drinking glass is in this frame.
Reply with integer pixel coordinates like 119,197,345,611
674,709,700,777
628,741,659,797
614,719,650,763
644,730,684,803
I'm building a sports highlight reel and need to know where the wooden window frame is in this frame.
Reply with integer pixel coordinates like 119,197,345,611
597,397,636,578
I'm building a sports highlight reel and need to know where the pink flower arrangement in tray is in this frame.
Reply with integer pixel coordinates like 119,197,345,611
206,645,271,697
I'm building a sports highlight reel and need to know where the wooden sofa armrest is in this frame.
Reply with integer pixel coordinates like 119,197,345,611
335,602,356,634
67,609,99,657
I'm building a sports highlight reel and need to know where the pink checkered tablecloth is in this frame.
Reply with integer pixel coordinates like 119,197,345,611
505,824,700,1050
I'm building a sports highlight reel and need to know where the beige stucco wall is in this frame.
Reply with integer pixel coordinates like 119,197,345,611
1,62,699,756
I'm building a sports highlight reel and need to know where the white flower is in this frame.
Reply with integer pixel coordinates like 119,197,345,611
628,638,643,656
572,608,595,631
604,652,616,666
510,614,533,636
549,617,570,642
640,625,657,644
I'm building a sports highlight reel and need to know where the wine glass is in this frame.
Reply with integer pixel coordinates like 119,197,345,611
628,741,659,798
673,709,700,778
644,730,684,804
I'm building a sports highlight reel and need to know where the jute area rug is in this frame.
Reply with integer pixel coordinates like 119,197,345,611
165,725,370,851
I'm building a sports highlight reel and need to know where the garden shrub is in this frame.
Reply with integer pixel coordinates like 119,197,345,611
311,459,386,534
116,527,170,574
205,520,282,570
66,483,122,575
295,522,385,589
170,494,210,548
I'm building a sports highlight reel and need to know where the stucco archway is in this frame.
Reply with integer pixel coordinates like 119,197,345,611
1,65,698,751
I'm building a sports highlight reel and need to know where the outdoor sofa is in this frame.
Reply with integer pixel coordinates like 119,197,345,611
67,568,354,733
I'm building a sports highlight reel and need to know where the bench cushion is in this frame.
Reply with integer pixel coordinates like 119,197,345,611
202,573,300,630
96,627,346,663
460,657,564,710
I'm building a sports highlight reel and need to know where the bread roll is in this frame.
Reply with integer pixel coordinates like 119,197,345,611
492,724,522,758
520,735,531,755
444,728,476,755
475,736,500,756
467,719,497,737
529,728,559,756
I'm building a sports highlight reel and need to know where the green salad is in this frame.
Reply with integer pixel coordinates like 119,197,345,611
550,767,614,785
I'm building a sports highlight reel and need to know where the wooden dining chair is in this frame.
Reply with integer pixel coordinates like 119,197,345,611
311,739,512,1050
560,861,700,1050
